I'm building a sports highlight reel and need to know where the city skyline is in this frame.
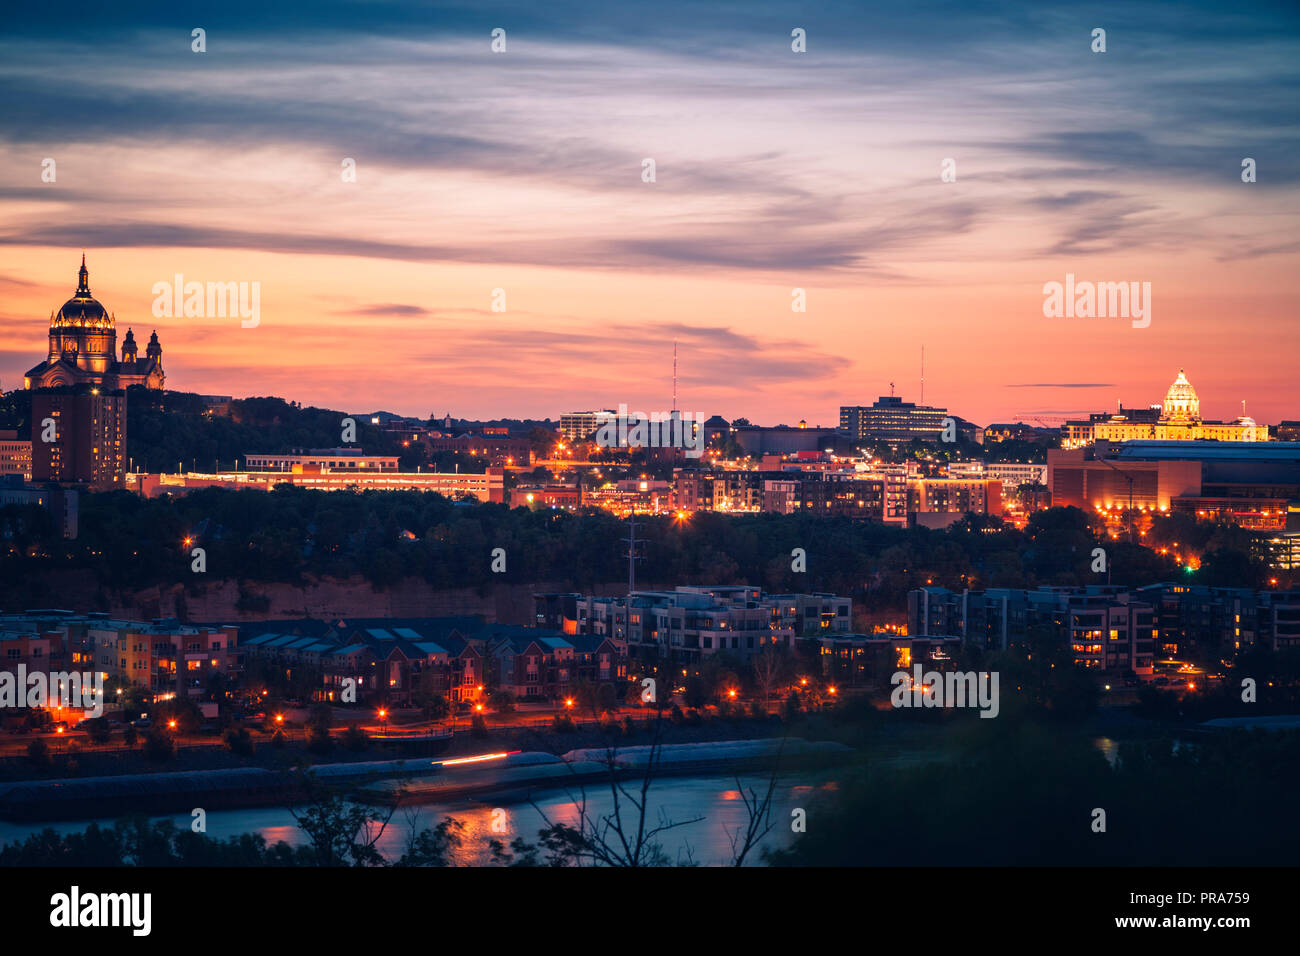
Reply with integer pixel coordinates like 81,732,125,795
4,254,1295,430
2,2,1298,424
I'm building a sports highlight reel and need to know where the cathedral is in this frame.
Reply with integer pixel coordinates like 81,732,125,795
23,255,165,391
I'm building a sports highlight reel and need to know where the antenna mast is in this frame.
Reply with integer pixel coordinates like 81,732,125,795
921,345,925,404
672,340,678,411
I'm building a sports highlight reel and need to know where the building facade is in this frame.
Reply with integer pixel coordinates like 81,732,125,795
1061,370,1268,449
31,385,127,490
840,394,949,443
537,586,852,664
0,430,32,479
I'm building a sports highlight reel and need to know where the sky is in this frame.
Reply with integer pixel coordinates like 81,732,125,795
1,0,1298,427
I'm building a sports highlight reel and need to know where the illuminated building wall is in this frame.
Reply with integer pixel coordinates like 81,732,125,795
31,385,127,490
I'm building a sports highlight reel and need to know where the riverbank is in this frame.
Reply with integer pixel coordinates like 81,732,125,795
0,737,854,822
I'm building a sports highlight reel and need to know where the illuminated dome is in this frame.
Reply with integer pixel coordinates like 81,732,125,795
1160,368,1201,423
24,252,165,392
52,254,112,329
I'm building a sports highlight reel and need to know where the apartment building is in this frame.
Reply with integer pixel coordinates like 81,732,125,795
537,585,852,664
0,612,238,698
239,616,628,706
910,583,1300,674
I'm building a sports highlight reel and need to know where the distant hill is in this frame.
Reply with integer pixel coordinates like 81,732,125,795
125,389,420,472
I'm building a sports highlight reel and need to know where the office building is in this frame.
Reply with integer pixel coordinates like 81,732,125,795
840,394,949,443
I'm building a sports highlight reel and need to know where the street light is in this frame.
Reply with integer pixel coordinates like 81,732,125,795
378,708,388,736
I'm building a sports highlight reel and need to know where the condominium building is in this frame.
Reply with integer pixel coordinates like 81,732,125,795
536,585,852,663
909,583,1300,674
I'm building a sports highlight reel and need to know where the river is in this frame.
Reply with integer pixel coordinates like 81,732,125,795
0,772,840,866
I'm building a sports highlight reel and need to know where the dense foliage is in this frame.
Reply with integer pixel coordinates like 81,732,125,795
1,478,1272,613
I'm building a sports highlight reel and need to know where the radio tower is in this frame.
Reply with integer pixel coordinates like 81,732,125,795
921,345,925,404
672,339,678,412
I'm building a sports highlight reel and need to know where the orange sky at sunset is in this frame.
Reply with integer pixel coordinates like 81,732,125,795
2,9,1297,425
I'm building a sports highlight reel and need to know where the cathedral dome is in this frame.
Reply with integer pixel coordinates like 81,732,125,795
53,254,111,328
1160,368,1201,422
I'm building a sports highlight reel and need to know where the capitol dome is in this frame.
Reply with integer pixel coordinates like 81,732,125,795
1160,368,1201,423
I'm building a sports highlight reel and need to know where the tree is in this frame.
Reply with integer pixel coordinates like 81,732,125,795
571,679,616,720
752,648,793,709
26,738,50,766
782,691,802,722
342,723,369,751
396,817,464,867
288,786,396,867
307,725,335,755
84,716,113,745
145,728,176,762
155,696,202,734
521,710,704,867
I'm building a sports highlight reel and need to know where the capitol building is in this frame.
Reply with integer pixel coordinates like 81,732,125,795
23,255,165,391
1062,369,1268,448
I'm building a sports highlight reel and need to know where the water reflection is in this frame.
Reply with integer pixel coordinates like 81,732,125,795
0,773,839,867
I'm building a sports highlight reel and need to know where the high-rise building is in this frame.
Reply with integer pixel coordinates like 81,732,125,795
559,410,615,443
31,385,127,490
840,394,949,442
